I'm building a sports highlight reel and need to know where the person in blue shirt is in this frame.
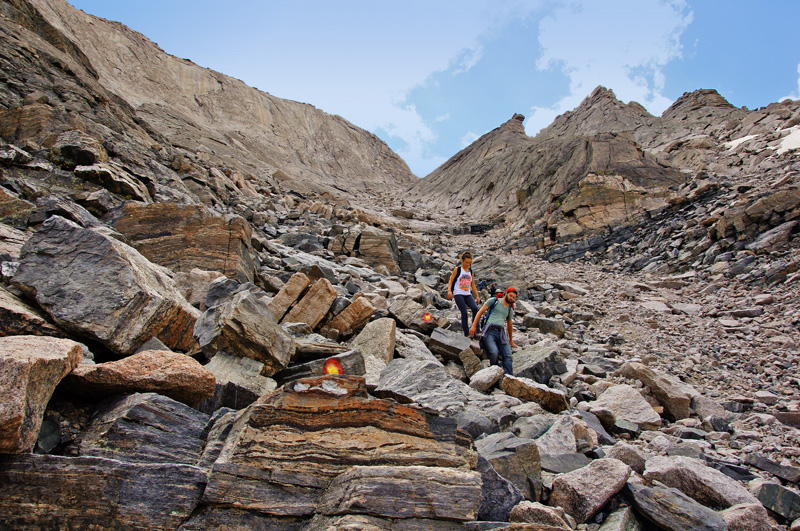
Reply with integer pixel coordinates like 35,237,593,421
469,287,519,374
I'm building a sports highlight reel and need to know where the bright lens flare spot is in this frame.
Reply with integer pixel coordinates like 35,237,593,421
324,358,344,375
421,312,434,323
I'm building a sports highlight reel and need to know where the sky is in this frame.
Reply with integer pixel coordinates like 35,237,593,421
67,1,800,178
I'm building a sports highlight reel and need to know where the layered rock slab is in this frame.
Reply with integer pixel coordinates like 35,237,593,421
12,216,200,355
203,375,477,520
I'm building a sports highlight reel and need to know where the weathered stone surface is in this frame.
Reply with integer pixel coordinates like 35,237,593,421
590,384,662,430
754,482,800,521
523,315,567,338
627,480,729,531
617,362,698,420
469,365,505,392
509,501,571,529
173,268,225,311
356,226,400,274
0,186,35,224
747,220,798,253
49,129,108,169
316,465,481,521
12,216,200,355
351,317,396,385
550,458,631,523
0,454,205,530
194,286,295,376
395,330,441,364
643,456,758,509
540,453,592,474
179,506,306,531
73,163,151,203
282,278,338,329
62,349,215,406
477,454,524,522
388,296,446,333
376,358,470,416
204,375,475,516
429,327,472,360
460,345,484,378
198,352,277,412
721,503,781,531
535,415,577,456
273,349,365,384
327,296,376,337
112,202,254,282
475,432,541,500
501,375,569,413
606,441,651,475
267,272,311,322
0,335,82,453
598,506,644,531
72,392,210,465
746,452,800,483
0,285,62,337
513,344,567,384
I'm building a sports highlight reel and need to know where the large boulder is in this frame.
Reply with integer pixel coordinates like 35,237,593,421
351,317,396,386
590,384,662,430
550,458,631,523
198,352,277,412
501,375,569,413
477,454,524,522
513,344,567,384
316,465,481,521
388,296,446,333
325,296,376,338
71,392,210,465
0,286,62,338
110,202,255,282
375,358,470,416
643,456,759,509
282,278,338,329
267,272,311,322
617,362,698,420
194,284,295,377
0,335,83,453
12,216,200,355
627,480,729,531
61,349,216,406
356,226,400,274
475,432,541,500
0,454,205,529
203,375,476,518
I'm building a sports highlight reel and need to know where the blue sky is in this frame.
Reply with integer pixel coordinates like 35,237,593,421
68,1,800,177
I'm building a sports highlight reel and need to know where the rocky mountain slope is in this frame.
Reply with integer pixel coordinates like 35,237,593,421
1,0,799,530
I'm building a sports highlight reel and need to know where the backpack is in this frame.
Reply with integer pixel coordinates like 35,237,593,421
478,297,498,334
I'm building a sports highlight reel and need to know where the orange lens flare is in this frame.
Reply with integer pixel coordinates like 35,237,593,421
421,312,434,323
324,358,344,375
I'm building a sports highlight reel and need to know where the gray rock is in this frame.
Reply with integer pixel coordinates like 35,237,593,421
643,455,759,509
513,344,567,384
73,392,210,465
579,410,616,445
550,458,631,523
475,432,541,500
523,315,567,338
627,480,729,531
13,216,200,355
351,317,396,386
721,503,782,531
469,365,505,393
0,454,205,530
540,453,592,474
606,441,652,475
598,506,645,531
477,455,524,522
512,412,558,440
375,358,469,416
194,285,295,376
535,415,577,456
457,410,497,440
509,501,571,529
617,362,698,420
590,384,662,431
429,326,472,360
199,353,277,413
754,482,800,521
394,330,441,364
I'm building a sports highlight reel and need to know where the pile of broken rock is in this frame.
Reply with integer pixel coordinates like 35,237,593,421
0,209,798,530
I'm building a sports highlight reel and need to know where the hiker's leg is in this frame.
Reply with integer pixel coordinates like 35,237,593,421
466,295,479,323
454,294,470,336
484,329,501,367
499,342,513,374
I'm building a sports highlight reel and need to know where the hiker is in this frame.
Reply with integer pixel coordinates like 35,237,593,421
469,287,519,374
447,251,481,336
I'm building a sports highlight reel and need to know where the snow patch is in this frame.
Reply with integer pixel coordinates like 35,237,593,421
723,134,758,151
776,126,800,155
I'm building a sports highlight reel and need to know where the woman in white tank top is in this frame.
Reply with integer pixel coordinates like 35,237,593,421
447,251,481,336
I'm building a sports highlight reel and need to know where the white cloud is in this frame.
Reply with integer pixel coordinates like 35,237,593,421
526,0,692,135
452,46,486,75
435,114,451,123
782,62,800,101
460,131,480,147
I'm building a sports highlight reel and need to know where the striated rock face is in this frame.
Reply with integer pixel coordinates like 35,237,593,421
26,0,416,195
0,335,83,453
110,202,255,283
12,216,200,355
203,375,477,519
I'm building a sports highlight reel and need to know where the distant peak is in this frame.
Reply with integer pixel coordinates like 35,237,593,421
499,113,527,134
663,89,735,119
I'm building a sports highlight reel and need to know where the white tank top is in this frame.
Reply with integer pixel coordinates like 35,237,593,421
453,266,473,296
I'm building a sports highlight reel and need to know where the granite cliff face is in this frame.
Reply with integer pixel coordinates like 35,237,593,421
408,86,800,261
2,0,414,204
